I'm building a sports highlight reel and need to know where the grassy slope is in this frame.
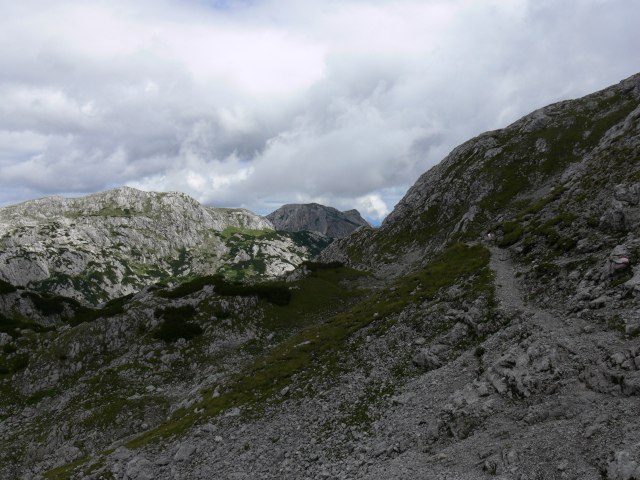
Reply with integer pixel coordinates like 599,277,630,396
42,243,493,479
342,88,640,267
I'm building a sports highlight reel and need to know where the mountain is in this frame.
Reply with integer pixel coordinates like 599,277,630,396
1,73,640,480
266,203,370,238
0,187,331,304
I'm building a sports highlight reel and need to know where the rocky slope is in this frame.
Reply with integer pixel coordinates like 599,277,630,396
0,187,331,304
1,72,640,480
267,203,370,238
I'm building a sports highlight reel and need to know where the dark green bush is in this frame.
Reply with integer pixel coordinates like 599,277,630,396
586,217,600,228
498,222,523,247
0,279,17,295
302,261,344,272
534,263,560,278
212,308,230,320
521,236,536,254
157,275,292,306
554,237,577,253
153,305,202,343
68,293,133,326
14,353,29,371
0,312,55,335
21,291,78,316
153,321,203,343
154,305,197,322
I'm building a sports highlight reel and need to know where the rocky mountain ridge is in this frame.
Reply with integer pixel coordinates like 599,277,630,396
267,203,370,238
1,72,640,480
0,187,331,304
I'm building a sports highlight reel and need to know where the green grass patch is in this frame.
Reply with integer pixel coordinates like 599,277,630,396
121,243,491,449
497,222,524,247
26,387,58,405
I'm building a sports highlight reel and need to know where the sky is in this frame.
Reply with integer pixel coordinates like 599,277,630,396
0,0,639,224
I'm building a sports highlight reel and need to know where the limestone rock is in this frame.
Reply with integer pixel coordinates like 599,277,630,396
267,203,369,238
0,187,331,303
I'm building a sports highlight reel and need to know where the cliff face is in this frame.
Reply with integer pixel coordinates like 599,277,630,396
2,74,640,480
266,203,370,238
0,187,330,304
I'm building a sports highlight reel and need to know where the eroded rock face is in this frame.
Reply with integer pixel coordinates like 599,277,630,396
0,187,330,303
266,203,369,238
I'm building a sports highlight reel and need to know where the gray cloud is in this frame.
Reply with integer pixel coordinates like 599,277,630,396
1,0,639,222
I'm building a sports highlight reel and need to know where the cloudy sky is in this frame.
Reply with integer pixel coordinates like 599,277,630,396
1,0,638,223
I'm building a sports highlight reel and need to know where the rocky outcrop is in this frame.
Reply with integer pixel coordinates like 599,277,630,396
266,203,369,238
0,187,331,303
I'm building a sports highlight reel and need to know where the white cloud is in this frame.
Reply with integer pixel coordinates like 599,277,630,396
354,194,390,222
0,0,639,217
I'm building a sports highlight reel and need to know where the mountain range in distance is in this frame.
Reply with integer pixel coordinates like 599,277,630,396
0,190,368,304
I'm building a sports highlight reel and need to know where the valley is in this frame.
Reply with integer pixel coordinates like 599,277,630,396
1,72,640,480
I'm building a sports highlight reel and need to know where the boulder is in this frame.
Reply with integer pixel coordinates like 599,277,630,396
607,451,640,480
603,245,631,278
412,344,449,370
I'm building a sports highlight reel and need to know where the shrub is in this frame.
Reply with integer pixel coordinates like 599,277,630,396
68,293,133,326
534,263,560,278
498,222,523,247
154,305,197,322
20,291,78,316
554,237,577,253
0,312,56,335
153,321,203,343
153,305,203,343
0,279,17,295
586,216,600,228
212,308,230,320
157,275,292,306
302,261,344,272
14,353,29,371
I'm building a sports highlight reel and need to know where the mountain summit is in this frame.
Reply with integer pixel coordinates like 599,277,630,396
266,203,370,238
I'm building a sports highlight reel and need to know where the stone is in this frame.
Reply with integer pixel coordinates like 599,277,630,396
0,187,330,304
590,296,609,309
124,456,155,480
412,344,449,370
266,203,369,238
607,451,639,480
174,443,196,461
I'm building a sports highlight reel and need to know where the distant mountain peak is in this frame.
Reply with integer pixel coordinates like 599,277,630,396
266,203,370,238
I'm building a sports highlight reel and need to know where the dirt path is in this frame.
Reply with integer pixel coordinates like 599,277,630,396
488,246,557,330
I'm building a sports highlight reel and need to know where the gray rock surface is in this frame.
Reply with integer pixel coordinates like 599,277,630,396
267,203,369,238
0,187,331,304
